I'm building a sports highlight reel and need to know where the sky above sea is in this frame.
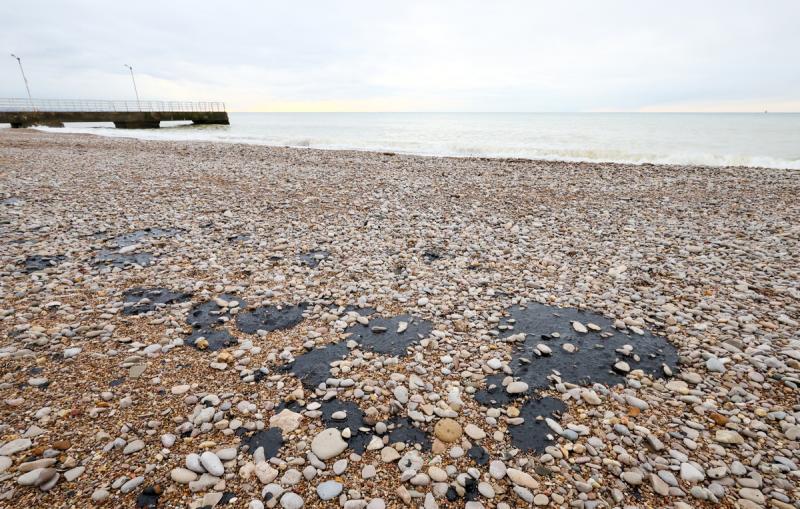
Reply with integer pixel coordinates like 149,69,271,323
1,1,799,113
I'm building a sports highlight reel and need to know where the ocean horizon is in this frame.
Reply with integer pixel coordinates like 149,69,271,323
20,111,800,170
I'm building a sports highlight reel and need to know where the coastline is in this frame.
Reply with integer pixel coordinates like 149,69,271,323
1,129,799,508
10,125,800,172
18,109,800,171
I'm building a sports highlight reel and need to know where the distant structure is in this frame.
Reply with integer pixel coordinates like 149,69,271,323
0,98,229,128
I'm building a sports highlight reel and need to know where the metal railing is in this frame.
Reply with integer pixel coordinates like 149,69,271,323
0,98,226,113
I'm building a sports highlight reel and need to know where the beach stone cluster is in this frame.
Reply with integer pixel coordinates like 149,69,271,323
0,130,798,508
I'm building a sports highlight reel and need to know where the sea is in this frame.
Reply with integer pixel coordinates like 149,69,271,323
18,112,800,169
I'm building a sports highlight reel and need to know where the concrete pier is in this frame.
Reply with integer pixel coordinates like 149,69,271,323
0,99,229,129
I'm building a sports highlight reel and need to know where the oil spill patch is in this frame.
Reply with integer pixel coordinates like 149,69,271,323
186,294,244,329
282,341,351,389
386,417,431,450
320,400,371,453
95,250,153,268
186,328,238,351
473,303,677,452
236,304,308,334
238,427,284,459
494,304,678,391
347,314,433,356
22,255,65,273
122,288,191,315
112,227,182,247
507,397,568,452
185,295,245,350
298,250,330,268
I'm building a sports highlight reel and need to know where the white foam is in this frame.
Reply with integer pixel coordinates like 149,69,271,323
22,112,800,170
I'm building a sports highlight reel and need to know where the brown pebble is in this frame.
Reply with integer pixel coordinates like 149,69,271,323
434,418,463,443
52,440,71,451
709,412,729,425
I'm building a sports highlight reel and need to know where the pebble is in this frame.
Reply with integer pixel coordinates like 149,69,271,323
91,488,110,503
506,468,538,489
122,439,145,455
270,409,303,433
714,429,744,444
506,381,529,394
280,492,304,509
3,133,798,509
316,480,343,500
120,476,144,493
311,428,348,460
433,418,462,442
0,439,32,456
464,423,486,440
572,321,588,333
680,462,705,483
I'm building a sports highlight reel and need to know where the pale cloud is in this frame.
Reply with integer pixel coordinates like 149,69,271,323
1,0,798,112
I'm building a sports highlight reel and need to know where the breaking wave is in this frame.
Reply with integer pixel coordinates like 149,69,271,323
18,112,800,170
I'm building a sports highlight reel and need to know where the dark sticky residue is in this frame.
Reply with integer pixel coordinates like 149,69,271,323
467,445,490,465
238,427,284,459
112,227,182,247
185,294,244,350
186,328,238,351
347,314,433,356
320,400,371,453
122,288,192,315
227,233,250,243
281,307,373,389
422,250,443,263
447,476,479,502
298,250,330,268
285,312,430,388
135,486,160,508
387,418,431,450
186,294,244,329
508,397,568,452
94,250,153,268
22,255,65,273
282,342,349,389
473,374,513,406
236,304,308,334
494,304,678,392
473,303,677,452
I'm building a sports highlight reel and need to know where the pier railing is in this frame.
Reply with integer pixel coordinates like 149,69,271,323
0,98,226,113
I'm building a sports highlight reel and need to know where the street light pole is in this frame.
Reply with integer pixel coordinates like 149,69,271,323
10,54,35,111
123,64,141,111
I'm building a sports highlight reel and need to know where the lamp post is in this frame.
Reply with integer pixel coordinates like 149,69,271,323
123,64,141,111
10,54,35,111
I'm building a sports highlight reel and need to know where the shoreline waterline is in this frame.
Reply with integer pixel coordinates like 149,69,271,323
2,111,797,170
3,125,800,173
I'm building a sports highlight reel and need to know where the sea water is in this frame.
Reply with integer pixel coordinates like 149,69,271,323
19,112,800,169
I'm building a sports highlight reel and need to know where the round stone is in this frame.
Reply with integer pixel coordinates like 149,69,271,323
311,428,348,460
316,480,343,500
170,467,197,484
280,492,304,509
200,451,224,476
434,418,463,443
464,423,486,440
714,429,744,445
506,381,529,394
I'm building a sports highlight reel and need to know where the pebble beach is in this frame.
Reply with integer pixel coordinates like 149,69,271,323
0,129,798,508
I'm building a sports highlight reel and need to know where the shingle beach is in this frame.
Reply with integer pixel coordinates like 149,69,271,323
1,130,798,509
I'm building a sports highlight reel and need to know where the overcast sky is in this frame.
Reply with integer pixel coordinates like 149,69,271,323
2,1,798,112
